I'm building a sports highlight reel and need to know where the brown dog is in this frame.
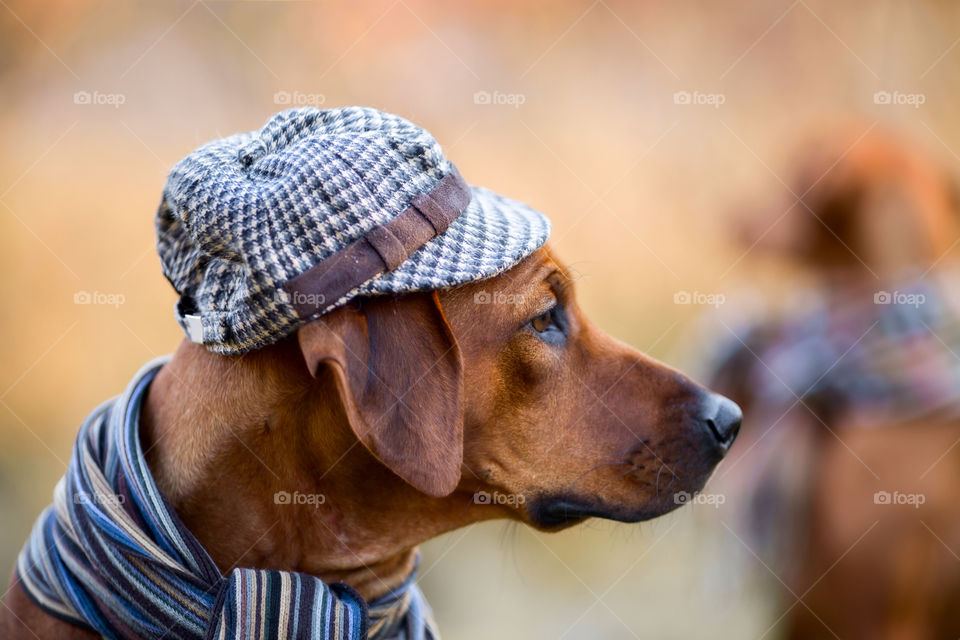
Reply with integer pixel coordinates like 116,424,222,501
3,245,740,638
714,126,960,639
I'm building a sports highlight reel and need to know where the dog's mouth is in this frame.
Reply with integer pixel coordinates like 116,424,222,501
526,494,667,530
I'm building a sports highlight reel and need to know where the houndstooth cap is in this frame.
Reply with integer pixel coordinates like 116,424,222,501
156,107,551,354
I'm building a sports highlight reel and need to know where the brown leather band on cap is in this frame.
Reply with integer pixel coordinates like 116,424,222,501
283,166,471,319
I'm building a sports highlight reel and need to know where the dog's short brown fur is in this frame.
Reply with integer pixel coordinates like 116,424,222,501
3,245,737,638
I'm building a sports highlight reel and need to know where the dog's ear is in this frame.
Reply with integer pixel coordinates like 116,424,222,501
297,291,464,497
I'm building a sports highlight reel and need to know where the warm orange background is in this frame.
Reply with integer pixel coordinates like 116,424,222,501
2,2,959,637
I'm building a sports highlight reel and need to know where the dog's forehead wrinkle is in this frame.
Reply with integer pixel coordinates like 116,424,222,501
491,248,559,291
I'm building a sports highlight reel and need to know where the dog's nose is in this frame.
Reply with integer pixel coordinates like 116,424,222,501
699,392,741,451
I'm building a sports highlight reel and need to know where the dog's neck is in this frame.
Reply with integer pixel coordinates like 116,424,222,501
140,340,480,601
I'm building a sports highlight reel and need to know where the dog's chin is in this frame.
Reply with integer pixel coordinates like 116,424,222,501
523,494,676,531
525,480,711,531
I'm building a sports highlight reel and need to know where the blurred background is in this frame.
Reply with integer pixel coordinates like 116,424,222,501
3,1,960,638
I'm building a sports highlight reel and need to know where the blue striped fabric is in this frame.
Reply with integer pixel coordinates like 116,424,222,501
17,357,438,640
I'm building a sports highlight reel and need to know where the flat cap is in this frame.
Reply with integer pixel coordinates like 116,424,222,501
156,106,550,354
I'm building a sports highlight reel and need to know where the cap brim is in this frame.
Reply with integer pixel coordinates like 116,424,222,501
356,185,551,296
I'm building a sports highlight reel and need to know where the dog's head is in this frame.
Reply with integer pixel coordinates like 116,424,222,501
737,125,959,279
297,245,739,530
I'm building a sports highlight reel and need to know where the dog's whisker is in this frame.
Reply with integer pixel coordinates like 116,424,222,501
594,466,641,494
628,482,653,498
566,461,632,489
665,473,678,490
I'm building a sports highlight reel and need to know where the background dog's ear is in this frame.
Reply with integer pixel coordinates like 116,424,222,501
297,291,464,497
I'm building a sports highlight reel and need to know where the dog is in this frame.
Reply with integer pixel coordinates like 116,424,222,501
2,244,741,638
711,124,960,639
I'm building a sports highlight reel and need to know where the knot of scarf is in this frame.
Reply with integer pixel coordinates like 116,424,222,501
17,357,438,640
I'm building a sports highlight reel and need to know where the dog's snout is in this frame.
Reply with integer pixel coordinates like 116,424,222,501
699,392,741,450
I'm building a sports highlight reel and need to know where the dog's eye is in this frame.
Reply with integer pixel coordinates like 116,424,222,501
531,311,552,333
528,306,566,344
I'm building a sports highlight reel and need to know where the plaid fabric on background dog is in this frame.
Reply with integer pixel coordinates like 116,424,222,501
704,272,960,568
710,274,960,426
17,358,438,640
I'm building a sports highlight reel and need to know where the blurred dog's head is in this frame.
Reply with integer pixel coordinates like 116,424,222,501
737,125,959,279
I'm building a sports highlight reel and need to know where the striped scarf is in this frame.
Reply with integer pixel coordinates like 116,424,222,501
16,357,438,640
